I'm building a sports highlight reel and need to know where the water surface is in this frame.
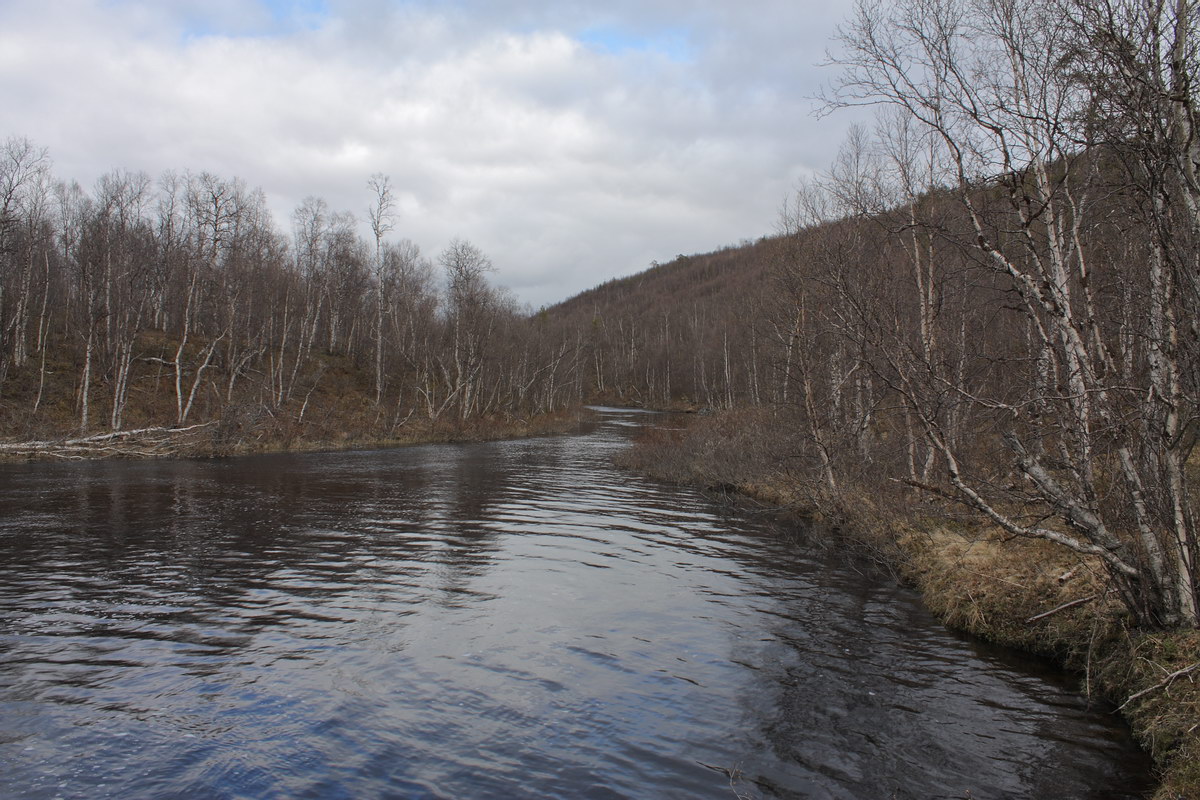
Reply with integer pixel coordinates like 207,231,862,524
0,408,1152,798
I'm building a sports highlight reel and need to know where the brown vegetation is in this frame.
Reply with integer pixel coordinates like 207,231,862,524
0,326,585,460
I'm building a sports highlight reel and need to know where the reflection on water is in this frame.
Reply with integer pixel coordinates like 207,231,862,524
0,408,1152,799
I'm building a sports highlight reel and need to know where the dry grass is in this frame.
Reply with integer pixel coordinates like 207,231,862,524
897,525,1200,799
897,527,1119,661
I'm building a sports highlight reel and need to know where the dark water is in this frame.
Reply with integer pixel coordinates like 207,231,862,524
0,408,1152,799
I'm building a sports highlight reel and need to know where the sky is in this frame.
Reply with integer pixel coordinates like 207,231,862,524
0,0,861,307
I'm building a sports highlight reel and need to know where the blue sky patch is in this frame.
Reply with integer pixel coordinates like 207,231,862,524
259,0,330,30
577,25,692,61
168,0,331,41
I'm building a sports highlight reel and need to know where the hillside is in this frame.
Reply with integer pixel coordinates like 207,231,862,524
548,238,774,321
543,237,780,409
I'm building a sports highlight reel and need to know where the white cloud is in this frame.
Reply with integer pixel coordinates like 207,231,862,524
0,0,861,306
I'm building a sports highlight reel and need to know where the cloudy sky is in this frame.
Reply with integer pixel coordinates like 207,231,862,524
1,0,859,307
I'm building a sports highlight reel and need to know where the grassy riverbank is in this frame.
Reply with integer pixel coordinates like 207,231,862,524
0,406,586,461
202,406,588,458
0,334,588,461
616,410,1200,800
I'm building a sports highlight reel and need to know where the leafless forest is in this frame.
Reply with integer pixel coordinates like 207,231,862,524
556,0,1200,632
0,153,592,455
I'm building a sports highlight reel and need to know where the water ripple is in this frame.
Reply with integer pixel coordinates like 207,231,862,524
0,409,1153,799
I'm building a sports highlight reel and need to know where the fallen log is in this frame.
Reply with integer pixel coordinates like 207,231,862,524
0,422,216,459
1025,593,1099,624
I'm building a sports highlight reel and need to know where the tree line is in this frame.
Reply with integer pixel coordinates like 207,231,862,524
0,148,586,444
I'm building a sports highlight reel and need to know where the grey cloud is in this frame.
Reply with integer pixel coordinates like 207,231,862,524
1,0,859,306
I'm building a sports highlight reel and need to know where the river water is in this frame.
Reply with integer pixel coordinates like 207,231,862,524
0,408,1152,799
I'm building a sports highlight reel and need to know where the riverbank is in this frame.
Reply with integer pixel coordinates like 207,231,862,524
0,406,589,461
0,333,589,461
616,410,1200,800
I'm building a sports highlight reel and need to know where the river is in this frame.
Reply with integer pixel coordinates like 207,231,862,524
0,407,1153,799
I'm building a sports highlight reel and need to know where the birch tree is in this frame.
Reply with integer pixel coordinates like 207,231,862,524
368,173,395,406
831,0,1199,626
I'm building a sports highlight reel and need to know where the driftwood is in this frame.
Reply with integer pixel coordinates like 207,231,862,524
1118,662,1200,711
1025,594,1100,624
1057,566,1080,583
0,422,216,459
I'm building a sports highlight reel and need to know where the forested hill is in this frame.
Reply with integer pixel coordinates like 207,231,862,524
547,238,774,323
541,237,781,409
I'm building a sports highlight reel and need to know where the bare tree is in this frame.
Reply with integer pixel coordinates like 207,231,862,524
0,137,51,389
368,173,396,406
829,0,1199,626
439,239,497,422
